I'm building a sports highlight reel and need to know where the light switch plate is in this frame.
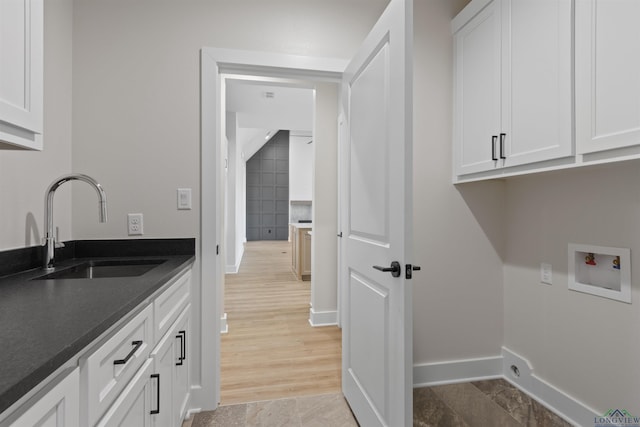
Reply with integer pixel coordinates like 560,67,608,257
177,188,192,210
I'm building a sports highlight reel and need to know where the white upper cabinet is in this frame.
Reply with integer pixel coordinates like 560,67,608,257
0,0,43,150
576,0,640,156
453,0,573,180
453,0,502,175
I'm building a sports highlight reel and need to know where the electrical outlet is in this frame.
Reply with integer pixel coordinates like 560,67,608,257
127,213,144,235
540,263,552,285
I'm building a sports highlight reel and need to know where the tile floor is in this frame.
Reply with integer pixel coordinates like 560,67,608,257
184,378,573,426
414,379,572,426
187,393,356,427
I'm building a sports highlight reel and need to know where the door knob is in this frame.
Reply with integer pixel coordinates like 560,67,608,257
373,261,402,278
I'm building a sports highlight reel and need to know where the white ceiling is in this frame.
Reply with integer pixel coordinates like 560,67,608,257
225,80,314,133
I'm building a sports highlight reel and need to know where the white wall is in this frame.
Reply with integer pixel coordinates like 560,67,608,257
225,112,243,273
71,0,389,240
412,0,505,365
420,0,638,416
504,162,640,413
0,0,73,251
289,135,314,201
310,83,339,317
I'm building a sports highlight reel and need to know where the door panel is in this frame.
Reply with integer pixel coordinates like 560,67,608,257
350,43,390,244
348,272,389,416
341,0,413,425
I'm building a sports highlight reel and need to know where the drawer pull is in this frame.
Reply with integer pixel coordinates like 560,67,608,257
113,340,143,365
150,373,160,415
176,330,186,366
491,135,498,161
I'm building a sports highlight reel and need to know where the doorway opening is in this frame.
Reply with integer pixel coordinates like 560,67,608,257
199,48,347,410
219,73,343,404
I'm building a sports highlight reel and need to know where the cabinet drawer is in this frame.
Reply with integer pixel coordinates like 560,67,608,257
81,305,153,426
154,270,191,344
95,358,154,427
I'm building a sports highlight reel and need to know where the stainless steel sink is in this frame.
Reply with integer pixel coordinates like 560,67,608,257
34,259,166,280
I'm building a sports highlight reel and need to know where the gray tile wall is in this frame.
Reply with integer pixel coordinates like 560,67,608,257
246,131,289,241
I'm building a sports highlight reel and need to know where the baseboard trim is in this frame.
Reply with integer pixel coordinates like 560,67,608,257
220,312,228,334
225,245,245,274
501,347,598,427
185,408,201,421
413,356,503,387
308,308,338,327
413,350,599,426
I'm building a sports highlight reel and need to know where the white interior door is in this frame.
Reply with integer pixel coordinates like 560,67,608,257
341,0,413,426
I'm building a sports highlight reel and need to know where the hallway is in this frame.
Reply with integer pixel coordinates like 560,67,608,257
220,241,342,405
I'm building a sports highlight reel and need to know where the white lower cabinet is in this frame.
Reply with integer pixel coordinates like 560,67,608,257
95,359,155,427
7,368,79,427
173,310,190,427
93,270,192,427
0,268,193,427
94,302,191,427
152,336,174,427
81,305,153,426
150,305,191,427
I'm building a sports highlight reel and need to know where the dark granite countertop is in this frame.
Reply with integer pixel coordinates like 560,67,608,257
0,239,195,415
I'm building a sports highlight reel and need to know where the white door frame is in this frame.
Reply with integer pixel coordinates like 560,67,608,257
198,47,346,410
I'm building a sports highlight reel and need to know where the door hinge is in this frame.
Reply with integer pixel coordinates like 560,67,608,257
405,264,421,279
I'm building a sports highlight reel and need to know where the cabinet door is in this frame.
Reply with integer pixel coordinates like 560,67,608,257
8,369,79,427
95,359,154,427
150,328,175,427
453,0,502,175
502,0,573,166
149,305,191,427
173,307,191,427
576,0,640,155
302,233,312,276
0,0,43,149
292,228,300,277
290,225,295,266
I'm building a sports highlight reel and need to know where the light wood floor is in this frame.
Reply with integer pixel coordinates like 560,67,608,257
220,240,342,405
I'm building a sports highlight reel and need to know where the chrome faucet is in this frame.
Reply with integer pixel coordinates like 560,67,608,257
44,174,107,270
